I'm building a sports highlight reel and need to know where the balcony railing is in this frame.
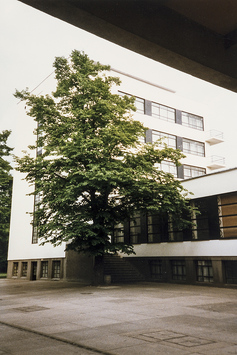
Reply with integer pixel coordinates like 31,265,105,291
207,155,225,170
205,130,224,145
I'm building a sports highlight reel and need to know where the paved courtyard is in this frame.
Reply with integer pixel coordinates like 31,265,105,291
0,279,237,354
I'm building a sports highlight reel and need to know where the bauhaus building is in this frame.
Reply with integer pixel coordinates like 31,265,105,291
8,68,237,287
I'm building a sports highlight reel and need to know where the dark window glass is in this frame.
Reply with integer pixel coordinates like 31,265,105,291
52,261,61,278
41,261,48,278
130,214,141,244
147,214,169,243
150,260,162,279
197,260,213,282
12,262,18,277
171,260,186,280
21,262,28,277
113,223,124,243
224,261,237,284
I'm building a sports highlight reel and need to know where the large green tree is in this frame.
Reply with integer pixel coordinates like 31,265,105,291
0,130,12,272
15,50,191,257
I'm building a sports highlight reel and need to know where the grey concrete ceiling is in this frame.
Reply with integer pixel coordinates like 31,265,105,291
19,0,237,92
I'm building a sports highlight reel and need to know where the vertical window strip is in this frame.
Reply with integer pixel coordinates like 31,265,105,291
41,261,48,278
32,192,41,244
130,214,141,244
12,262,18,276
52,261,61,278
21,262,28,277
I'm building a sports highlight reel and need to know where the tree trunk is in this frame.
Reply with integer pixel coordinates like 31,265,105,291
93,255,104,285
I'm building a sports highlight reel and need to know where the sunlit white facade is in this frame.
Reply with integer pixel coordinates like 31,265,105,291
7,68,228,284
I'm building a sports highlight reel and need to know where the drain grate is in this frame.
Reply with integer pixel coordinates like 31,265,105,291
166,335,214,348
141,330,185,341
12,306,49,313
129,330,215,348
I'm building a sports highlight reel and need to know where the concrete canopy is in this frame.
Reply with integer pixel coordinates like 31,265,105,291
19,0,237,92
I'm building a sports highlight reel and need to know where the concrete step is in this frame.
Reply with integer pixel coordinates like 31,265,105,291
104,255,145,283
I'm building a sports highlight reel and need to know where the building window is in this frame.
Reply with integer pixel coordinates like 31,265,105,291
192,196,220,240
150,260,163,279
151,102,175,123
183,138,205,157
181,112,204,130
21,262,28,277
32,226,38,244
218,192,237,238
113,223,124,243
12,262,18,277
52,260,61,278
147,214,169,243
130,214,141,244
32,193,41,244
134,97,145,114
224,261,237,284
183,165,206,179
159,161,178,177
118,91,144,114
152,131,176,148
41,261,48,278
197,260,213,282
171,260,186,281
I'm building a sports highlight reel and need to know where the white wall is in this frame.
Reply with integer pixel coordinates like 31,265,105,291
8,98,65,261
182,168,237,199
130,239,237,257
116,70,213,171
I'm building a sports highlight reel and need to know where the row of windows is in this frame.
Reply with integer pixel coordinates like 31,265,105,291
149,259,237,284
12,260,61,279
119,91,204,131
146,129,206,179
151,130,205,157
150,259,214,282
113,195,225,245
156,161,206,179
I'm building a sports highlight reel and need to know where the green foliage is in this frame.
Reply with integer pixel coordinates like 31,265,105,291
0,130,12,271
15,50,192,256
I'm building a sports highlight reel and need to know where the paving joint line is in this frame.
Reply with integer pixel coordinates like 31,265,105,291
0,320,112,355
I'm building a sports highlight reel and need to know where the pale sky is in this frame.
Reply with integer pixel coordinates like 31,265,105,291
1,0,237,168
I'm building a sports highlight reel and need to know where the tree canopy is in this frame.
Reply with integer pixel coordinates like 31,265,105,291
15,50,192,256
0,130,12,272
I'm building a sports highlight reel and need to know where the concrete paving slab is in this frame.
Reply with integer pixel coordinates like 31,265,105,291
1,279,237,354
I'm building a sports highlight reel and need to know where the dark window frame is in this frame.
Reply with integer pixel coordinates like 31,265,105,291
171,259,186,281
196,260,213,282
21,262,28,277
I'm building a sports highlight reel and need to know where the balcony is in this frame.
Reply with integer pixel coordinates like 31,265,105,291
207,155,226,170
205,130,224,145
